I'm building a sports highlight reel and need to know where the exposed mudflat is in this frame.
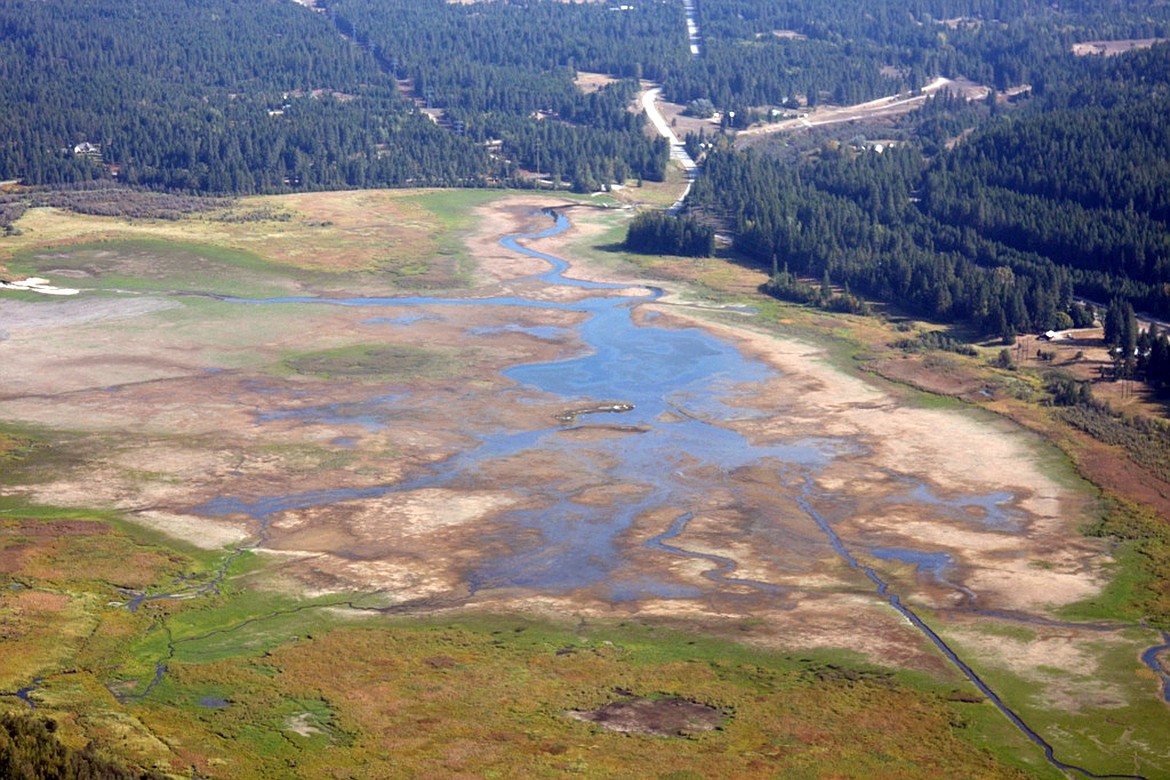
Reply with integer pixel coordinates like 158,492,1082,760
1,194,1162,769
0,198,1103,636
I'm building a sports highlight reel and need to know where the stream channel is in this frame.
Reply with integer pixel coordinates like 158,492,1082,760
27,209,1154,778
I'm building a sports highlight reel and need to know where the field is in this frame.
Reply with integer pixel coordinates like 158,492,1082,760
1071,39,1169,57
1,190,1168,778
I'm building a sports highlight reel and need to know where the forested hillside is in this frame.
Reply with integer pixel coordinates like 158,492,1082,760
922,45,1170,316
3,0,1170,328
319,0,680,188
4,0,1168,196
0,0,674,194
688,42,1170,338
0,712,166,780
0,0,492,191
670,0,1169,123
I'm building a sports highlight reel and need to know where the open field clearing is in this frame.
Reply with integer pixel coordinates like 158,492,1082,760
1072,39,1169,56
1,191,1167,778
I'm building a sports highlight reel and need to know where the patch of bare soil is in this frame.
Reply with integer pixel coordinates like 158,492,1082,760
284,713,324,737
1072,39,1168,56
1014,329,1169,418
867,353,994,401
565,696,725,736
734,76,962,146
575,71,618,94
465,198,569,284
647,96,719,145
0,298,180,336
941,620,1136,713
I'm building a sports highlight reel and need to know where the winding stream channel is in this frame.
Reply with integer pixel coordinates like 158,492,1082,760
7,210,1164,777
197,211,1162,777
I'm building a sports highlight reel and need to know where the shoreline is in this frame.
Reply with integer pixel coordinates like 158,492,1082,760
467,194,1105,622
1,189,1166,776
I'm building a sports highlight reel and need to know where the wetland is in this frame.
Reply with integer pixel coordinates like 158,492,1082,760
1,191,1167,778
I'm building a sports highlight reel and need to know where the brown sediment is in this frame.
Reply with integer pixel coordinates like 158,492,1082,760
0,194,1111,678
565,696,726,736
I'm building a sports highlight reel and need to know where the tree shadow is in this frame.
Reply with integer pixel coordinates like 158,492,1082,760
595,241,628,254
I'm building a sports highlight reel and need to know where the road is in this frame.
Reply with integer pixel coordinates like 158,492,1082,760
638,0,703,213
736,77,956,144
682,0,701,55
640,87,699,213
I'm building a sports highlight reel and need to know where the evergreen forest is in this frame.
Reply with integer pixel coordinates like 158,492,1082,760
688,43,1170,345
1,0,1169,345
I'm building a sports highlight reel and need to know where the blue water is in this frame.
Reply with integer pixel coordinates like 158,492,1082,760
468,323,569,340
123,208,1156,775
899,484,1023,531
256,393,408,432
198,210,837,598
364,313,440,326
1141,632,1170,704
867,547,953,581
645,511,790,596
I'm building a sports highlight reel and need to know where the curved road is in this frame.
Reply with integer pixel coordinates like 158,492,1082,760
641,87,699,213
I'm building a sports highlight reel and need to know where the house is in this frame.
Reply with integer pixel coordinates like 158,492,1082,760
72,142,102,158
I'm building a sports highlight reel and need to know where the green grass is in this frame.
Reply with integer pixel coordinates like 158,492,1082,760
946,697,1066,779
0,497,213,577
1064,497,1170,627
410,189,509,286
410,189,504,228
1060,547,1150,625
123,612,1049,779
3,189,1164,779
280,342,467,381
624,166,692,210
0,427,225,570
935,619,1170,778
6,238,298,298
164,594,368,665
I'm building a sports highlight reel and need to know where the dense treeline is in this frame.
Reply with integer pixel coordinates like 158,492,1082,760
0,0,674,194
318,0,675,187
1100,298,1170,392
0,712,166,780
460,81,670,188
669,0,1170,115
692,144,1077,338
921,45,1170,316
322,0,688,101
5,0,1170,197
625,212,714,257
689,42,1170,337
0,0,491,192
666,37,904,115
